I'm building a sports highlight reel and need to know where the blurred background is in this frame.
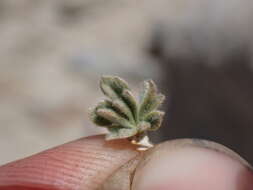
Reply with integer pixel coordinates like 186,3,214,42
1,0,253,165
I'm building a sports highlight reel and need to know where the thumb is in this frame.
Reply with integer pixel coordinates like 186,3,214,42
133,139,253,190
102,139,253,190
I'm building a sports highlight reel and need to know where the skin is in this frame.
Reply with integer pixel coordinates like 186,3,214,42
0,135,253,190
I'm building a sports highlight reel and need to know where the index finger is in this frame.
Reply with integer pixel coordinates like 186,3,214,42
0,135,139,190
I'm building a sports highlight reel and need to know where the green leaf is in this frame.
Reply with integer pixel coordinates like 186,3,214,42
112,99,134,123
99,75,136,123
144,111,165,131
90,76,165,142
91,114,112,126
106,127,137,140
89,100,113,126
122,89,138,121
151,94,165,111
100,76,129,100
138,121,151,133
139,80,164,119
96,108,133,129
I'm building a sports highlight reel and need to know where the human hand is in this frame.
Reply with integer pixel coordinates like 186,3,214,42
0,135,252,190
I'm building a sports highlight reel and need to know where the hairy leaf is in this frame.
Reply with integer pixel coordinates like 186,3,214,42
91,76,165,142
106,127,137,140
112,99,134,123
100,76,129,100
122,89,138,121
96,108,133,129
139,80,164,119
144,111,165,131
90,100,113,126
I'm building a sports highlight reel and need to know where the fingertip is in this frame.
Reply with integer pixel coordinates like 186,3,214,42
0,135,139,190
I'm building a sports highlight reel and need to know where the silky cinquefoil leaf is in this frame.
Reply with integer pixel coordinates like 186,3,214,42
94,100,113,109
96,108,133,129
90,100,113,126
106,127,138,140
112,99,134,123
91,113,112,126
139,80,160,119
144,111,165,131
100,76,129,100
138,121,151,133
148,93,165,112
91,76,165,142
100,76,136,122
122,89,138,121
